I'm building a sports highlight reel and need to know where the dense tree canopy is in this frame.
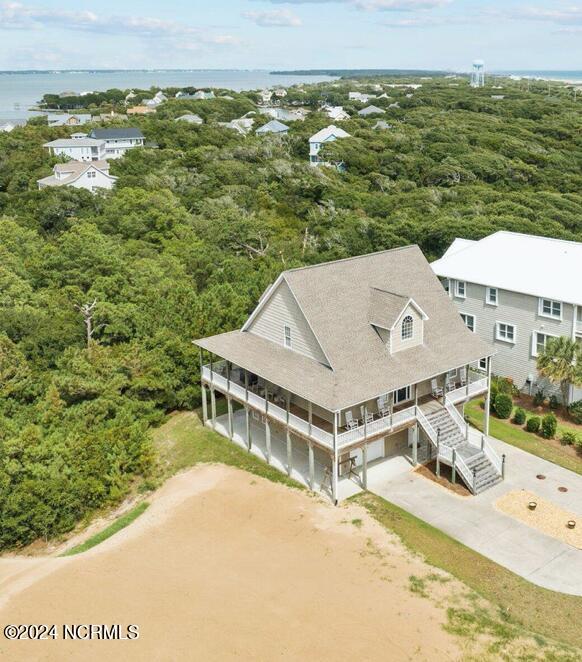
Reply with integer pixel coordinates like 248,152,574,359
0,75,580,548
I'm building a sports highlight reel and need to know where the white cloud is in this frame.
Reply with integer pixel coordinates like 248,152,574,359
354,0,452,11
0,2,240,47
242,9,302,27
514,5,582,25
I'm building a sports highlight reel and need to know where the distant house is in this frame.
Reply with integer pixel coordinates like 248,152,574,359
127,105,156,115
218,117,255,135
373,121,393,130
37,160,117,193
144,91,167,108
88,128,145,159
0,118,27,133
259,89,273,105
273,88,287,98
308,125,351,167
43,134,107,162
256,120,289,135
99,112,128,122
349,92,376,103
259,107,305,122
358,105,385,117
193,90,215,100
325,106,350,121
175,114,204,125
47,113,91,127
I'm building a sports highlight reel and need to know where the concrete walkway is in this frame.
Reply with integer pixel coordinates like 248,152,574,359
368,427,582,596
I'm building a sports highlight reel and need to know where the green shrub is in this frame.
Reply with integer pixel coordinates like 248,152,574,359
526,416,541,433
533,390,545,407
489,383,498,412
541,414,557,439
568,400,582,424
512,407,526,425
549,395,559,410
494,393,513,419
560,431,578,446
493,376,513,395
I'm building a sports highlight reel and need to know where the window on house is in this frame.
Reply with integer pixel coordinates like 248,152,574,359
394,385,411,404
455,281,466,298
539,298,562,319
460,313,475,332
401,315,413,340
486,287,498,305
532,331,557,357
443,279,450,294
284,325,292,348
496,322,516,343
479,358,487,370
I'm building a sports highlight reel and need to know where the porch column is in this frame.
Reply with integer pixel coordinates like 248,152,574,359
362,443,368,489
245,406,252,451
308,401,313,438
265,382,271,462
210,388,217,429
414,384,419,408
412,424,418,465
332,412,338,504
484,356,492,436
451,448,457,484
286,393,292,477
227,396,233,440
389,392,394,428
465,363,470,398
308,442,315,489
201,383,208,424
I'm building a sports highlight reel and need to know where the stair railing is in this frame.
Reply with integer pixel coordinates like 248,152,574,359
444,397,469,439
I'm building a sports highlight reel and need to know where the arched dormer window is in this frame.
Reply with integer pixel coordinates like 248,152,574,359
401,315,413,340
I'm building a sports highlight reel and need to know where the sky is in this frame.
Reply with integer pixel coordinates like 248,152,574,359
0,0,580,71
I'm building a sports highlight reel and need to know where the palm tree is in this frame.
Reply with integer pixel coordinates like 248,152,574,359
536,337,582,407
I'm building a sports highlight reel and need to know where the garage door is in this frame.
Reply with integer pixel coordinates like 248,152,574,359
350,438,384,466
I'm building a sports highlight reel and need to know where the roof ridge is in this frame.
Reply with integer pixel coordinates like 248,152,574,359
492,231,581,247
284,245,420,276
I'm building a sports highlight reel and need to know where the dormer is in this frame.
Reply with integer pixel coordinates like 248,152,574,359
369,288,428,354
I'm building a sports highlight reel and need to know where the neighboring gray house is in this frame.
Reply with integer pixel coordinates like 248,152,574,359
195,246,502,503
432,232,582,403
37,160,117,192
358,105,386,117
256,119,289,135
47,113,91,127
373,120,393,130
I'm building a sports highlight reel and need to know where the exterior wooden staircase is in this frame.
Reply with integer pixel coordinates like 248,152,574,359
417,401,504,495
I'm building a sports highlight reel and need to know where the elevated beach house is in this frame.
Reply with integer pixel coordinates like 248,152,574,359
195,247,504,502
37,160,117,193
309,125,351,167
88,128,145,159
43,134,107,162
432,231,582,403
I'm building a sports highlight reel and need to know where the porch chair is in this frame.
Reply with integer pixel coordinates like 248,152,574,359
376,396,389,417
431,379,443,398
459,367,467,387
445,377,456,392
360,406,374,424
344,411,359,430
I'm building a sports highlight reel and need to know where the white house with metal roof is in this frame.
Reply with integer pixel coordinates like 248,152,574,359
88,128,145,159
37,160,117,193
308,125,351,167
256,119,289,135
432,232,582,403
358,105,386,117
43,135,107,162
195,246,503,502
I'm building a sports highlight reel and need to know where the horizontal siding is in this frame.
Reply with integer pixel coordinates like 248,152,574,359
248,280,329,366
448,279,575,399
391,304,423,354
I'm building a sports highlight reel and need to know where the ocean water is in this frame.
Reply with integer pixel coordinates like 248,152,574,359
0,69,337,118
495,70,582,82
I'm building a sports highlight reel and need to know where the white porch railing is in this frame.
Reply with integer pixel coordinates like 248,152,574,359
447,377,488,404
468,433,504,475
336,406,416,450
444,398,469,439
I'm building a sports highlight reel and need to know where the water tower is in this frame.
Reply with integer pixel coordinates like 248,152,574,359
470,60,485,88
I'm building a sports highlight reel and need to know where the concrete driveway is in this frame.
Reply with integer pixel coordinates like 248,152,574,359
368,427,582,596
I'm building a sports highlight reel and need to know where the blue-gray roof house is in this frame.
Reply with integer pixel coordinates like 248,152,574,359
256,119,290,135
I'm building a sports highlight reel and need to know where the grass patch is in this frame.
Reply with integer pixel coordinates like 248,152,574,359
152,409,303,491
465,398,582,476
351,491,582,650
61,502,150,556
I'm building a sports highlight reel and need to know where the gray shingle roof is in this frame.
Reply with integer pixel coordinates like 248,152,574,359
256,119,290,134
88,128,144,140
195,246,493,411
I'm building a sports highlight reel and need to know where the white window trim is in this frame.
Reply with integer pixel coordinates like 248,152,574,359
479,358,487,370
496,321,516,344
485,287,498,306
460,312,476,333
393,385,411,404
455,280,466,299
538,297,562,321
531,330,559,358
283,325,292,348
